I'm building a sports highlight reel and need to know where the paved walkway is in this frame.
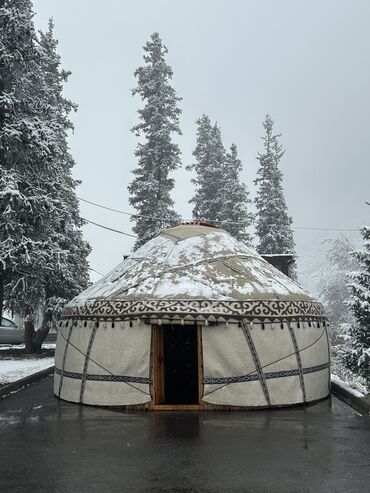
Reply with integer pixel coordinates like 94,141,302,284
0,377,369,492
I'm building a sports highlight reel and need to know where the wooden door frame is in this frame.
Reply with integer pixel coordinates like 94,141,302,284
149,323,205,411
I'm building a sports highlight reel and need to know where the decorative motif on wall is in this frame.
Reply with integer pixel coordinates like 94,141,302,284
241,319,271,405
55,367,151,385
203,362,330,385
62,298,326,322
58,325,73,398
288,322,308,402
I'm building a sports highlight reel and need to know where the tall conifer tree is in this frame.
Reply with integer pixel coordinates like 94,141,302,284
129,33,182,249
187,115,225,225
0,0,54,319
0,4,90,348
31,20,91,348
188,116,252,242
254,115,296,261
221,143,253,243
342,227,370,384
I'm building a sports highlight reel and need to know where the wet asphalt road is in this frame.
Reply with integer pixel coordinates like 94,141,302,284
0,377,369,493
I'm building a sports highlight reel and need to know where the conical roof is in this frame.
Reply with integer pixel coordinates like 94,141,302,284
63,223,325,322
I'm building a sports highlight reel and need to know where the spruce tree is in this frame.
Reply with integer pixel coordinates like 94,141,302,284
187,115,225,225
31,20,91,349
319,236,357,342
0,0,53,320
0,5,90,349
129,32,182,249
221,143,253,244
254,115,296,270
342,227,370,384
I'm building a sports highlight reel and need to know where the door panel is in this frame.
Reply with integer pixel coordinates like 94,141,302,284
163,324,199,404
151,324,203,408
152,326,165,404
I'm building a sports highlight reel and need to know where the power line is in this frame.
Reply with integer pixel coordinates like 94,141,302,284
293,226,359,232
81,217,137,238
79,197,135,217
89,267,104,277
78,196,361,233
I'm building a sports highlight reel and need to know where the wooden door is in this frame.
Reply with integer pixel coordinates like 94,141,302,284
151,325,165,405
150,324,204,410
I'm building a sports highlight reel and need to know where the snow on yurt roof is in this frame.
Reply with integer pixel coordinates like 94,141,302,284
63,223,325,322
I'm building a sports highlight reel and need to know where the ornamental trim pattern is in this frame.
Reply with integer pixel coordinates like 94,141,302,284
203,362,330,385
58,325,73,398
288,322,307,403
62,298,326,321
241,319,271,405
79,323,98,403
55,367,151,385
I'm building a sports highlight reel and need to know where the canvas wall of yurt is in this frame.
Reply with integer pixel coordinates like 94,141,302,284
54,222,330,410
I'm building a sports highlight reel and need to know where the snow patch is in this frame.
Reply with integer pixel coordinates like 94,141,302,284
0,358,54,384
0,343,56,351
331,374,365,398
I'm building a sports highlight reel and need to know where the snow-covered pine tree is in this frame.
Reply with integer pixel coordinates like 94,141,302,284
187,115,225,225
319,236,357,343
342,227,370,384
0,4,90,350
0,0,54,320
30,20,91,350
129,32,182,249
254,115,296,275
221,143,253,244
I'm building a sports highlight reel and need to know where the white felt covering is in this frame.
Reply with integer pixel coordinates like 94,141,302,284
54,321,151,406
202,323,330,407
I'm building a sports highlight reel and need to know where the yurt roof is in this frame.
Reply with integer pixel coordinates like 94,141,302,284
63,223,325,322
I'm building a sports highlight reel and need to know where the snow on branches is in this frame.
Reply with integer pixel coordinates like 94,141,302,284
341,226,370,384
188,115,253,244
128,32,182,249
254,115,296,275
0,2,90,329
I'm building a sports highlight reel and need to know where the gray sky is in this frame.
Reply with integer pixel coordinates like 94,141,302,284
33,0,370,285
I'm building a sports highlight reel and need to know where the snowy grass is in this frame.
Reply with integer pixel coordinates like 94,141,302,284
331,374,365,398
331,344,368,397
0,343,56,351
0,343,55,385
0,358,54,385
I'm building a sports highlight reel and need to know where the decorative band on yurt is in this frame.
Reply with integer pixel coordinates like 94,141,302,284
241,319,271,405
58,324,73,398
287,322,307,403
61,299,326,322
203,362,330,385
79,322,98,403
55,367,151,384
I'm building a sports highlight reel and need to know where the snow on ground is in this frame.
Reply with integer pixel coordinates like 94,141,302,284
330,347,368,397
0,343,56,351
331,374,365,398
0,357,54,384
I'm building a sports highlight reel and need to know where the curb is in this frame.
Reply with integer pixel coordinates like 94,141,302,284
331,381,370,415
0,366,55,399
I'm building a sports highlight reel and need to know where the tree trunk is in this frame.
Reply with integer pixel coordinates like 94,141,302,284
33,312,51,354
24,319,35,353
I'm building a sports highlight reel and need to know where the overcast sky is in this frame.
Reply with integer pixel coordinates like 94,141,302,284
33,0,370,286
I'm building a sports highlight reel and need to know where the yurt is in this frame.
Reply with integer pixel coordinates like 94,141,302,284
54,222,330,410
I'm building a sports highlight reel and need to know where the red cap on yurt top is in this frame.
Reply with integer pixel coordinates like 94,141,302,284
180,220,219,229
